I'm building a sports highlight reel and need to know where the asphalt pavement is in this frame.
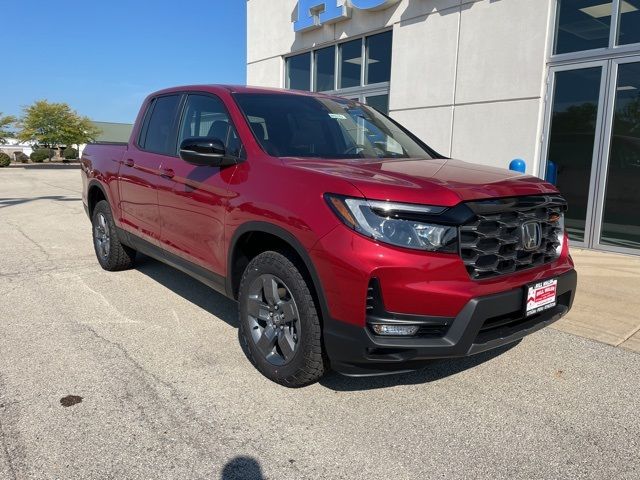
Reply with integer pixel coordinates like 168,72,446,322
0,168,638,479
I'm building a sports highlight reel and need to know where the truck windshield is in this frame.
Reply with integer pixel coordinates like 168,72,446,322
233,93,438,160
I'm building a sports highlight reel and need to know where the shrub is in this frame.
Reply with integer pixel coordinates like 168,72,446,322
63,147,78,160
0,152,10,167
14,152,29,163
30,149,50,163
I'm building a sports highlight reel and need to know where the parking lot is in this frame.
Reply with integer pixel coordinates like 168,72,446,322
1,168,639,479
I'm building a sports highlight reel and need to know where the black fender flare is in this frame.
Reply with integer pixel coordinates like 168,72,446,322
225,221,331,325
86,179,110,217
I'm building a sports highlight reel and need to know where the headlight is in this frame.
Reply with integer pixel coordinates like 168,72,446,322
325,194,458,252
553,212,565,256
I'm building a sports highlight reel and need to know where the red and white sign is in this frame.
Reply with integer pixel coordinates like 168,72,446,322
526,279,558,316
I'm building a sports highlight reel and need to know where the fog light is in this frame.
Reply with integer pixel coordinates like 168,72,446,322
371,324,419,336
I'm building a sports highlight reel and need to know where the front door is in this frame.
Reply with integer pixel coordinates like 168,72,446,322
119,94,181,244
157,93,241,276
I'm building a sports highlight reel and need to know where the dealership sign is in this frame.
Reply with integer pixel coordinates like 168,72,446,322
294,0,401,32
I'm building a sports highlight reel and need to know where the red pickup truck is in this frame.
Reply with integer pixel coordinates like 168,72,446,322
81,85,577,387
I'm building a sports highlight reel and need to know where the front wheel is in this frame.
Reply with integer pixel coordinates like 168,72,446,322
92,200,136,271
238,251,326,387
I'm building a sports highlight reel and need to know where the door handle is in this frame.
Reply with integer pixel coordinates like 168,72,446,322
124,159,134,168
161,168,175,179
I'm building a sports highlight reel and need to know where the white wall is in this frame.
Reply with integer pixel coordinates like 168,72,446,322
0,139,34,158
247,0,553,175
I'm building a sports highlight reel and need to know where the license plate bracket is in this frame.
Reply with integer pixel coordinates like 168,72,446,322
525,278,558,317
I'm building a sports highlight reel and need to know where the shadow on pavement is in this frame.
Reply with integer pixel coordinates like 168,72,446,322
135,254,239,328
8,163,81,169
135,255,521,392
319,341,520,392
220,456,265,480
0,195,80,208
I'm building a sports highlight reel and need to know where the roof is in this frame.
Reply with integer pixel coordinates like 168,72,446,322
149,84,337,99
91,121,134,143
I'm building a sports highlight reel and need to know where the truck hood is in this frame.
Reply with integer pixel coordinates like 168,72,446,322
284,157,558,206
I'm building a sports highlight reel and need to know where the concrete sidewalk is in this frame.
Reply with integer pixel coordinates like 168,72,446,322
553,248,640,353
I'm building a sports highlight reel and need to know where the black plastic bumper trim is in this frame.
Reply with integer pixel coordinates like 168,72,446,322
323,269,577,376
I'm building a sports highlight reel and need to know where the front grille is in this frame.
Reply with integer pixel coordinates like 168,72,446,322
459,195,567,280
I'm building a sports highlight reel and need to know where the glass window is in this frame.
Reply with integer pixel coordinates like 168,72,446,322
143,95,181,155
314,46,336,92
365,94,389,114
545,67,603,242
617,0,640,45
286,53,311,91
234,93,437,160
366,31,392,84
554,0,612,54
339,39,362,89
137,101,154,148
600,61,640,249
178,94,241,157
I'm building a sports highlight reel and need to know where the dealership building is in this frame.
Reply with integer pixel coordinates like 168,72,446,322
247,0,640,255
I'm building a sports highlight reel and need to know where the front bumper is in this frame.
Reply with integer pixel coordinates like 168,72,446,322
324,269,577,376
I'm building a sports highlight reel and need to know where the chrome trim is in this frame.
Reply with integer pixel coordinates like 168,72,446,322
366,200,447,215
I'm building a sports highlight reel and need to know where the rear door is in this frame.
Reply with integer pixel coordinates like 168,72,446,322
119,94,182,244
157,93,242,275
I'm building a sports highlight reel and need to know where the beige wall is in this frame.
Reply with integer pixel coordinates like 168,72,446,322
247,0,553,175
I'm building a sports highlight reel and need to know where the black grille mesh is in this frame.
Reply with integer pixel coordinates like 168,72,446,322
460,196,566,280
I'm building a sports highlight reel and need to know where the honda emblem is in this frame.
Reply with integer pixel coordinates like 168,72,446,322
521,221,542,251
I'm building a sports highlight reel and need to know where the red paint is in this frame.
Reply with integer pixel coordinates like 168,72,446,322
82,85,574,328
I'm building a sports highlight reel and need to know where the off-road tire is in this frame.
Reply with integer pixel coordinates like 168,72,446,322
238,250,326,387
92,200,136,271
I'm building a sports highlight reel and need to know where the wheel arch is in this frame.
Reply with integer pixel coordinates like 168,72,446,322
226,222,330,325
87,180,109,218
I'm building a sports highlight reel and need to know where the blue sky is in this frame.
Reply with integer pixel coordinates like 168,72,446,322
2,0,247,123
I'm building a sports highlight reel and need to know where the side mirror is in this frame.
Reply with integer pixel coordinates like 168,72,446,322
179,137,236,167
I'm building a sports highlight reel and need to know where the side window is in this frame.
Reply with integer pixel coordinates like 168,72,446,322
178,94,242,157
142,95,181,155
137,100,154,149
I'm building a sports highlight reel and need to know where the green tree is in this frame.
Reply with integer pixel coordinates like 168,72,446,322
60,114,101,149
17,100,101,155
617,95,640,136
0,113,16,144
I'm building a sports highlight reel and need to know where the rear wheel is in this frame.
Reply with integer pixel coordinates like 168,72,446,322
238,251,325,387
92,200,136,271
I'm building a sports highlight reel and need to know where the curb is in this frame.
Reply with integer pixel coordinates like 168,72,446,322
3,163,81,170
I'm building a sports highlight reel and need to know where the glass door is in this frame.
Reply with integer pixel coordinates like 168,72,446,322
594,57,640,253
542,62,609,246
543,0,640,254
